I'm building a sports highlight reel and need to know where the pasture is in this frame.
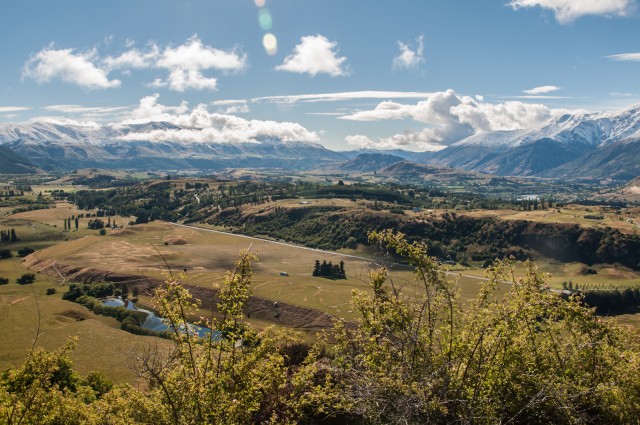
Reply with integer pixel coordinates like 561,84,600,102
462,204,640,235
27,221,500,320
0,255,172,384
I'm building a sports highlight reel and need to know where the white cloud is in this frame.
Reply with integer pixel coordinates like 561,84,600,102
606,53,640,61
118,94,318,144
0,106,31,113
28,116,100,127
103,44,159,71
609,92,637,97
44,104,129,115
22,36,246,92
508,0,633,23
345,135,378,149
253,90,436,104
153,36,247,91
346,132,445,152
505,95,572,99
523,85,561,94
22,46,121,89
340,89,561,149
219,104,250,114
211,99,247,106
210,99,250,113
393,35,424,70
276,35,348,77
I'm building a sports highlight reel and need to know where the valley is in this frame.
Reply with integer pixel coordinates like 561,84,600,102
1,171,639,386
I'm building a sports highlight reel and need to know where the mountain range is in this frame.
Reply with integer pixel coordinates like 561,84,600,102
1,103,639,181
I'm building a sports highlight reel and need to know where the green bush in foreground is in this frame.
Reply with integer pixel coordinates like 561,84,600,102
1,231,639,424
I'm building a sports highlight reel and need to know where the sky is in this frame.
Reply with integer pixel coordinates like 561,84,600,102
1,0,640,151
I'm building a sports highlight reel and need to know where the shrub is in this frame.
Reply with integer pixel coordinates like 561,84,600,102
46,287,57,295
16,273,36,285
99,228,106,236
0,249,11,259
0,277,9,285
17,246,35,257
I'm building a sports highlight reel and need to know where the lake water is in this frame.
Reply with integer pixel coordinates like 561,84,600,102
102,297,218,338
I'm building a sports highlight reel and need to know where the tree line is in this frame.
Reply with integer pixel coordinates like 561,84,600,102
312,259,346,279
0,229,18,242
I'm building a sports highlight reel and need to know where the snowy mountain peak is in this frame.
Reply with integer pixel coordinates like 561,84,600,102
454,103,640,149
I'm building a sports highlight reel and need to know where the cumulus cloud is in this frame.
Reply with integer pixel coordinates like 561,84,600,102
22,36,246,92
393,36,424,70
117,94,318,144
341,89,560,149
22,46,121,89
219,104,250,114
276,35,348,77
346,132,446,152
606,53,640,61
523,85,561,94
103,44,159,71
508,0,633,23
153,36,247,91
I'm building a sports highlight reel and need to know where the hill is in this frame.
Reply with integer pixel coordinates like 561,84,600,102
315,152,404,173
425,104,640,179
0,145,38,173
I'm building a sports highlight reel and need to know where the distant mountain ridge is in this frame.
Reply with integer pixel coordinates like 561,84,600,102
0,121,346,171
1,103,640,181
426,103,640,179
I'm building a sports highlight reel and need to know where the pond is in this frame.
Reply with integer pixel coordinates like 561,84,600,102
102,297,219,338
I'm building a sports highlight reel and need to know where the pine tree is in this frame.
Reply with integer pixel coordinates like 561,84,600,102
312,260,320,277
10,228,18,242
75,217,79,230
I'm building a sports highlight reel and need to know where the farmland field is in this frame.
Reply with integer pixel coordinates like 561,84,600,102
0,255,172,383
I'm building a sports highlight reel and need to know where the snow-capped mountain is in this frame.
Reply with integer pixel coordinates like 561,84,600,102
427,103,640,178
1,103,640,181
0,121,347,171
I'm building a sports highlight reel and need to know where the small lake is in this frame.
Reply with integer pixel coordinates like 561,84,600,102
102,297,218,338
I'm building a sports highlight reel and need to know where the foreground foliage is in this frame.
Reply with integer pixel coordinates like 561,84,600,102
1,231,639,424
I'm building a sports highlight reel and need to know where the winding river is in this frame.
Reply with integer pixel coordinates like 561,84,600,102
102,297,218,338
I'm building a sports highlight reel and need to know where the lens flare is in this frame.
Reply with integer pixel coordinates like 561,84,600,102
258,8,273,31
254,0,265,7
262,33,277,55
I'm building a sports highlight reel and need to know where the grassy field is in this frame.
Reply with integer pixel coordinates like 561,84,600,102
27,220,507,321
459,259,640,290
461,204,640,235
0,202,134,249
0,255,172,384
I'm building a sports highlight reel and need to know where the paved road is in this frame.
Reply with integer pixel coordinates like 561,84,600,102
169,222,491,283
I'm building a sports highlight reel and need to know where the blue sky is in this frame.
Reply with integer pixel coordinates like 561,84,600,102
1,0,639,151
